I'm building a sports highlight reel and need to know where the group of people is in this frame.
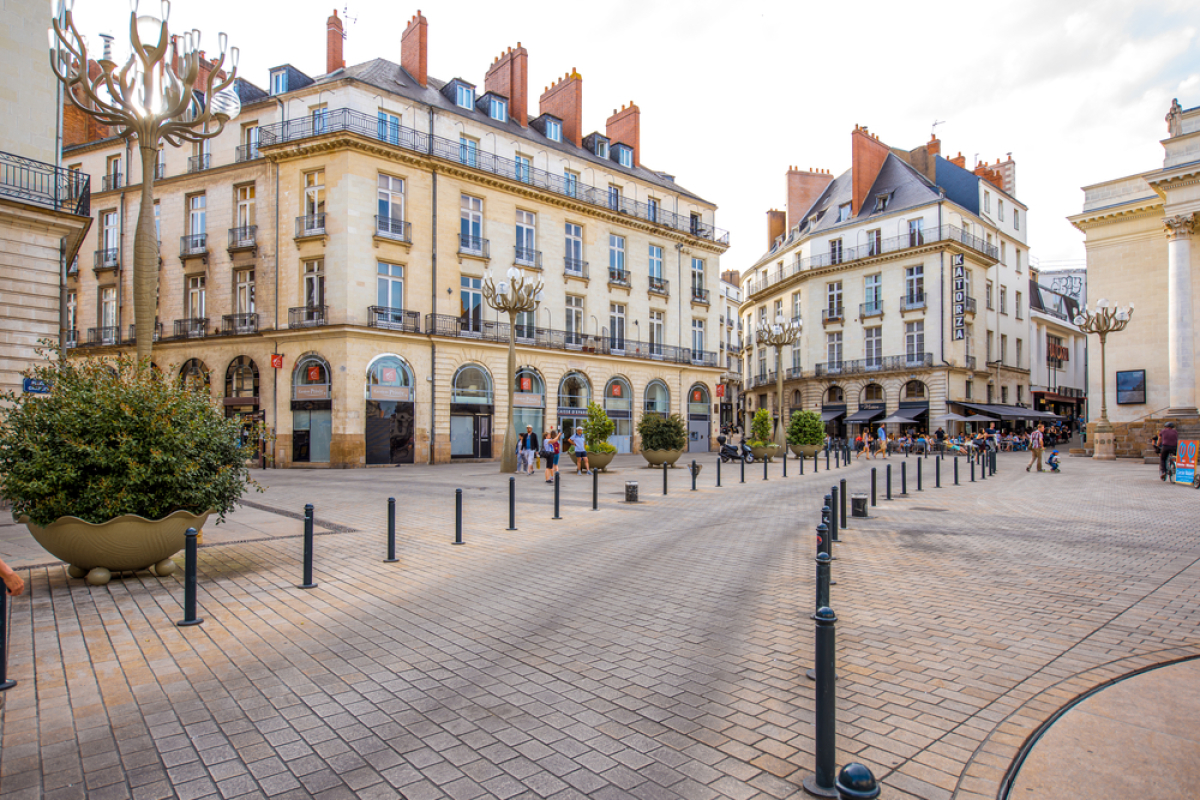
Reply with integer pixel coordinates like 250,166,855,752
516,425,595,482
847,422,1065,472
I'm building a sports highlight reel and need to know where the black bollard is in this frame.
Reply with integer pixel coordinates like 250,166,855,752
387,497,400,558
935,456,941,488
454,489,465,543
691,460,697,491
299,505,317,588
971,457,976,482
763,453,769,481
955,455,960,485
901,461,908,495
871,467,877,506
886,463,893,500
553,473,562,519
839,478,847,530
803,606,839,798
816,520,830,558
815,551,832,610
829,486,839,543
799,451,804,475
663,462,669,495
836,763,880,800
176,527,203,626
740,453,745,484
782,449,787,477
508,480,518,529
594,469,600,509
0,587,15,691
981,451,988,481
917,457,923,491
717,456,722,487
992,450,997,475
826,447,830,470
814,451,819,473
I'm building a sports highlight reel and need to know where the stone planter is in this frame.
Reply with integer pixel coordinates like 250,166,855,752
568,450,616,472
790,443,823,459
750,444,781,462
641,448,685,468
19,509,212,586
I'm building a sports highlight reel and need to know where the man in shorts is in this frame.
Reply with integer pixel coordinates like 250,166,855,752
570,426,590,474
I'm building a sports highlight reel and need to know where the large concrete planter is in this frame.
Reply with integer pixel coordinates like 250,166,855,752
19,509,212,586
750,444,781,462
790,443,823,459
641,449,685,468
568,450,616,472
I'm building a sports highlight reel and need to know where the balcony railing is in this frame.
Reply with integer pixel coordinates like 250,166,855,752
255,108,730,245
94,248,119,270
173,317,208,339
0,151,91,216
648,275,668,295
63,329,78,348
822,307,845,324
86,326,121,346
814,352,934,376
376,216,412,243
860,301,883,318
458,234,489,258
424,313,718,367
368,306,421,332
786,367,804,379
228,225,257,251
126,322,163,342
187,154,211,173
965,355,977,371
901,293,927,311
235,144,262,162
564,257,588,279
101,173,122,191
746,224,1000,297
289,306,327,328
296,213,326,238
180,233,207,258
608,268,630,287
221,313,259,335
691,287,710,303
514,246,542,268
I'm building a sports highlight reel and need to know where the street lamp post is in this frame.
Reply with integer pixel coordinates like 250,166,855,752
49,0,241,364
1074,299,1133,461
756,314,802,448
483,267,544,473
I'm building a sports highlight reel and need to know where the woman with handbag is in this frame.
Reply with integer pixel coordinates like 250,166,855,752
543,428,561,482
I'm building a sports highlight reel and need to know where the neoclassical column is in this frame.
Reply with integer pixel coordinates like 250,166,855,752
1165,213,1197,415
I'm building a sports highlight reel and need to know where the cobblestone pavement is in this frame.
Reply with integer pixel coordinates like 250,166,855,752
0,450,1197,800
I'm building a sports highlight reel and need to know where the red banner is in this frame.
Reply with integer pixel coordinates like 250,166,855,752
520,377,531,392
692,389,702,402
382,368,397,383
307,365,321,383
270,354,283,369
715,385,725,398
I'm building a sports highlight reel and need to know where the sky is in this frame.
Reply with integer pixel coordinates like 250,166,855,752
61,0,1199,275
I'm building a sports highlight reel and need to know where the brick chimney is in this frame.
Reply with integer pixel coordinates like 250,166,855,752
973,159,1005,191
949,151,967,168
606,102,640,167
326,9,344,74
401,10,428,88
851,125,892,215
484,43,529,127
766,209,786,250
786,166,834,229
539,70,582,147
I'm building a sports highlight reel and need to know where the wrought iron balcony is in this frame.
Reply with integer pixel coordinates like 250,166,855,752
296,213,326,239
901,293,927,311
235,144,262,162
180,233,207,258
173,317,208,339
126,322,162,342
648,275,669,295
94,248,119,270
514,246,542,268
608,268,630,287
0,150,90,216
368,306,421,332
375,216,411,243
86,326,121,346
101,173,122,191
289,305,327,328
228,225,257,251
786,367,804,379
691,287,710,304
187,154,211,173
458,234,489,258
221,313,259,335
564,257,588,279
814,352,934,376
822,307,845,324
860,301,884,318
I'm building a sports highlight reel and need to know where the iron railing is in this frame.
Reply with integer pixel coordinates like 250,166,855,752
424,313,718,367
86,326,120,346
901,293,926,311
458,234,488,258
608,268,630,287
296,213,326,238
746,224,1000,297
815,352,934,376
786,367,804,379
860,301,883,318
180,233,207,257
94,248,119,270
221,313,259,335
0,150,90,216
514,246,541,268
368,306,421,332
564,257,588,279
64,329,79,348
727,341,742,356
126,322,162,342
235,144,261,162
822,307,845,324
375,216,411,243
187,154,211,173
228,225,257,250
691,287,711,303
255,108,730,245
648,275,668,295
102,173,122,191
173,317,208,339
289,306,327,328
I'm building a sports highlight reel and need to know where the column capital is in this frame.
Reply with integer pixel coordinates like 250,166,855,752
1164,213,1196,239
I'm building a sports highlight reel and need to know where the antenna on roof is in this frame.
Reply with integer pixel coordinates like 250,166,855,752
931,119,945,137
341,4,358,33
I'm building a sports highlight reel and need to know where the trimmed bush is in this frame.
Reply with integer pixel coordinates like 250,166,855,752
748,407,774,447
787,409,826,447
583,401,617,453
637,413,687,451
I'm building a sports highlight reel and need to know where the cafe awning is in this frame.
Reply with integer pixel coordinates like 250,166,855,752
820,409,846,422
956,401,1063,421
845,407,885,423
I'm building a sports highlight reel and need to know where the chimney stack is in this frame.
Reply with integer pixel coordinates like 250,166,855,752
786,166,834,229
326,9,344,74
851,125,892,215
484,43,529,127
539,70,583,147
606,102,640,167
766,209,786,250
401,10,428,88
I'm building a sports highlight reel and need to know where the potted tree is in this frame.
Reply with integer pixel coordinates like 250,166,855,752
788,409,825,458
0,346,260,585
637,413,687,468
747,407,780,461
567,401,618,472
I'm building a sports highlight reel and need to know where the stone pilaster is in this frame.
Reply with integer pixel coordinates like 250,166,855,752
1164,213,1197,415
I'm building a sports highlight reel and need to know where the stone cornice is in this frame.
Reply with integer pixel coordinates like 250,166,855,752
1164,212,1196,239
1068,196,1164,231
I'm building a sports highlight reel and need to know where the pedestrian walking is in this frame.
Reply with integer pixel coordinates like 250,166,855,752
1157,421,1179,481
570,426,591,474
876,423,888,458
543,429,561,482
518,425,539,474
1027,423,1045,472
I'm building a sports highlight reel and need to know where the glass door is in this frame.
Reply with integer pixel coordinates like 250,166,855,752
460,276,482,334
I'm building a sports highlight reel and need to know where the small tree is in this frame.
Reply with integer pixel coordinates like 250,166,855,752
637,413,687,451
583,401,616,454
787,409,826,446
748,407,774,447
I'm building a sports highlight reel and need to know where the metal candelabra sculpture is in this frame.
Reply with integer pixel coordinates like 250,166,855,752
49,0,241,363
756,314,802,447
483,267,544,473
1074,298,1133,461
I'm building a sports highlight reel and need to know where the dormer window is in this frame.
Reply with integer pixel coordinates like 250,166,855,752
545,119,561,142
595,138,608,159
270,69,287,95
614,144,633,169
489,96,507,122
456,84,474,109
837,203,851,223
874,193,890,212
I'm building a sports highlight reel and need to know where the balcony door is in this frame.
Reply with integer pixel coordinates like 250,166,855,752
378,174,405,235
236,270,255,315
304,171,325,223
460,276,482,334
609,303,625,353
460,195,483,253
515,210,536,265
187,276,206,320
304,261,324,313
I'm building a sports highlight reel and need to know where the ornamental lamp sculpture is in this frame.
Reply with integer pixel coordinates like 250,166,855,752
755,313,802,447
1073,298,1133,461
483,266,544,473
49,0,241,364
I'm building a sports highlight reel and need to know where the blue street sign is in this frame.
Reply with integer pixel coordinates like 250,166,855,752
22,378,51,394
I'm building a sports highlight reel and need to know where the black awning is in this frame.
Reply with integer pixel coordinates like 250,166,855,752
846,407,884,423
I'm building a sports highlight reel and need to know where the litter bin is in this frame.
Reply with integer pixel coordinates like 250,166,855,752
625,481,639,503
851,493,869,518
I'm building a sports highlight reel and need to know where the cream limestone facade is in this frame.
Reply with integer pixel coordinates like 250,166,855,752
64,49,728,466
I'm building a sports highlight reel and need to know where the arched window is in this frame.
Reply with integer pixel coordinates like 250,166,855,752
792,389,802,407
861,383,884,402
558,371,591,409
225,356,259,398
688,384,710,410
452,364,493,404
515,367,544,396
294,355,330,387
644,380,670,416
366,354,414,401
904,380,927,399
180,358,210,391
826,385,844,403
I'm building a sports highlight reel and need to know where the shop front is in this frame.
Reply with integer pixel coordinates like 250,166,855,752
512,367,546,444
224,356,262,462
687,384,711,452
365,354,415,465
450,363,493,459
292,354,332,464
821,385,847,439
557,371,591,436
605,377,633,452
845,403,884,436
644,379,670,419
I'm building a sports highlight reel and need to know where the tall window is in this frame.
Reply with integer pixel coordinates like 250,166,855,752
1015,291,1023,319
1000,334,1008,364
102,211,119,251
608,185,621,211
984,192,991,213
691,257,705,295
827,332,843,367
66,291,77,334
864,274,881,312
905,321,924,362
489,97,508,122
610,303,626,351
516,210,536,264
648,245,663,280
565,222,583,273
826,281,842,315
867,228,882,256
986,280,994,309
998,200,1005,221
188,194,206,235
791,343,802,371
905,265,924,300
378,175,405,231
565,295,583,345
865,326,882,367
460,195,483,253
1016,339,1023,368
1014,209,1020,230
460,276,482,333
377,262,403,310
830,238,843,265
908,218,925,247
236,185,256,229
154,201,160,242
1015,248,1022,272
1001,386,1008,403
187,275,206,318
692,319,705,354
310,105,328,135
649,310,664,355
757,346,766,378
515,155,531,183
791,291,802,322
304,171,324,218
459,135,478,168
377,110,400,144
304,260,324,309
106,154,122,181
270,69,287,95
100,287,117,328
564,170,577,198
987,330,994,361
1000,285,1008,314
965,325,974,358
1001,241,1007,264
648,197,659,223
609,235,625,275
236,270,255,314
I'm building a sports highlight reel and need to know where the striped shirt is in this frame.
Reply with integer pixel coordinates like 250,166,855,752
1030,429,1044,449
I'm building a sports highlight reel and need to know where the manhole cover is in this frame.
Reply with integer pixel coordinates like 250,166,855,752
909,507,949,512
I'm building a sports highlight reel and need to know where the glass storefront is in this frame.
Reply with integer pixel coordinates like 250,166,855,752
605,377,632,453
365,354,415,465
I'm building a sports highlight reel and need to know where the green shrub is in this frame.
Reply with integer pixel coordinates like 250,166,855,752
637,413,687,451
748,407,774,447
0,345,260,527
583,401,615,451
787,409,826,446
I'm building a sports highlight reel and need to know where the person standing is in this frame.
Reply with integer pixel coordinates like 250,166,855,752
1158,421,1179,481
1027,423,1045,472
543,428,560,482
570,426,590,474
519,425,538,475
876,423,888,458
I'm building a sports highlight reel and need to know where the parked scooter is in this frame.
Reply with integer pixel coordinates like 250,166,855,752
718,435,755,464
